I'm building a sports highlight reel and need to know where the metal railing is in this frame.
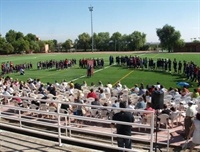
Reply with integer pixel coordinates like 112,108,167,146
0,95,170,152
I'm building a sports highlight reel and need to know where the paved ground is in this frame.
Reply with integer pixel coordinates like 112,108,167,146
0,129,104,152
0,129,150,152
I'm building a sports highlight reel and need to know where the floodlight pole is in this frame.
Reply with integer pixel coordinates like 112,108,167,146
88,6,94,52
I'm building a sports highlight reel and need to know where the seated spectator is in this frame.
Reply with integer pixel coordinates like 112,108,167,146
191,89,199,98
168,87,175,96
142,102,155,124
60,102,70,113
161,104,171,115
82,81,87,87
68,83,74,95
99,89,106,99
144,102,155,114
112,99,120,108
174,88,181,96
91,98,101,109
3,87,11,96
28,80,37,91
116,81,122,89
106,82,112,89
170,106,178,119
160,85,167,93
98,81,104,88
145,90,151,103
87,88,97,99
135,96,146,110
7,85,14,95
12,92,22,106
180,86,189,96
177,101,185,111
155,82,161,89
128,101,134,109
20,68,25,75
104,84,111,94
138,83,146,96
90,82,95,88
131,84,139,94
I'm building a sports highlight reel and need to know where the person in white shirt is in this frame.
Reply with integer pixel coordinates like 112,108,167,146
116,81,122,89
99,89,106,99
98,81,104,89
54,80,60,87
104,85,111,94
107,82,112,89
28,81,36,90
7,86,14,94
3,88,11,96
128,101,135,109
184,100,197,139
82,81,87,87
155,82,161,89
132,84,139,94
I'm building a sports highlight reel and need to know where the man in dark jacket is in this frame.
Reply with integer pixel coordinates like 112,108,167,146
111,101,134,151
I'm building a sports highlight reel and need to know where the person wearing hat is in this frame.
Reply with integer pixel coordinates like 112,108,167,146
184,100,196,139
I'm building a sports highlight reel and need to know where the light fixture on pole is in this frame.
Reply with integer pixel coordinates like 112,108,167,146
88,6,94,52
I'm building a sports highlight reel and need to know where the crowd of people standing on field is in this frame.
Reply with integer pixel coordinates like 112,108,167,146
1,61,32,75
79,58,104,69
115,55,200,86
37,58,76,70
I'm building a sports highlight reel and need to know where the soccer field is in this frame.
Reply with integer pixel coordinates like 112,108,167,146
1,52,200,91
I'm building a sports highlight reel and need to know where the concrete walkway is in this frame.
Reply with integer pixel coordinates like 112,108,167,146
0,129,103,152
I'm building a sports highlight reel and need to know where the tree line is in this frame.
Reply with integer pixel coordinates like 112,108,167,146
0,24,189,54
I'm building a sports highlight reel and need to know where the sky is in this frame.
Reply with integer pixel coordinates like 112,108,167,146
0,0,200,43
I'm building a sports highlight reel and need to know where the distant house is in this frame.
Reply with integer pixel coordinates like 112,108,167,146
174,42,200,52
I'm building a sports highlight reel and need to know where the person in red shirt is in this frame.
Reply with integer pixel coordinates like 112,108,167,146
87,88,97,99
144,102,155,112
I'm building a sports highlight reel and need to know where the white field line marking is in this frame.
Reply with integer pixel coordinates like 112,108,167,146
69,64,115,82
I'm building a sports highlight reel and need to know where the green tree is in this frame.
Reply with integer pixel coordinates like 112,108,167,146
77,33,90,51
120,34,129,51
110,32,122,51
0,35,14,54
53,39,58,48
5,30,17,43
95,32,110,51
13,38,29,53
16,32,24,40
38,40,45,53
156,24,184,52
29,41,40,53
62,39,73,51
192,39,200,43
25,33,37,41
128,31,146,51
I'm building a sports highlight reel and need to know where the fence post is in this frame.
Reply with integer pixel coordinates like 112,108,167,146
167,129,170,152
57,106,62,146
0,101,2,121
150,112,154,152
19,109,22,128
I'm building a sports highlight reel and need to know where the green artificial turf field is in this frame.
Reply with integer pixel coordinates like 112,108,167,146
1,52,200,91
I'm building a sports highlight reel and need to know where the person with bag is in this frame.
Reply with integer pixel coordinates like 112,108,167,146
187,110,200,152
